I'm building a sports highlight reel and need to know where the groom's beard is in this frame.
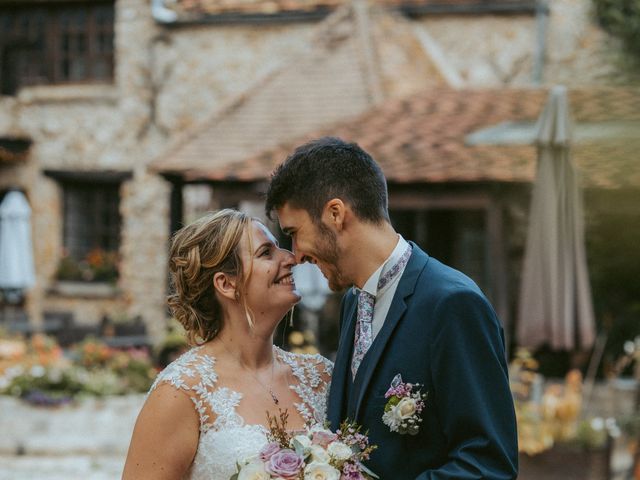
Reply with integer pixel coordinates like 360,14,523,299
314,222,348,292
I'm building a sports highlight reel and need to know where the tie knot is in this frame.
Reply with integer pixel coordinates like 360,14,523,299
359,290,375,301
357,290,375,324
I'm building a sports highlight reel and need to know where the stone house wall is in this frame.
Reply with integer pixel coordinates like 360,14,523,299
0,0,623,343
414,0,618,87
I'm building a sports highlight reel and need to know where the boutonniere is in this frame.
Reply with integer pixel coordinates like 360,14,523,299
381,374,428,435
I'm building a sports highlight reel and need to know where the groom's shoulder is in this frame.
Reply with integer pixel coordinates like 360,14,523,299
414,247,484,300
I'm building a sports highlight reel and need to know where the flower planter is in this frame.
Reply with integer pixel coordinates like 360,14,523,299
49,281,119,299
518,443,611,480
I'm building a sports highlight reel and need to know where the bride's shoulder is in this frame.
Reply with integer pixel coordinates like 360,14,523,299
277,347,333,383
150,345,218,393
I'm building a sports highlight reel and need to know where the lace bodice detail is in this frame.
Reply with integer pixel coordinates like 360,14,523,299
149,346,333,480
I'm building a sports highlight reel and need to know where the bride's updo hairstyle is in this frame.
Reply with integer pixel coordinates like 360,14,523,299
167,209,252,345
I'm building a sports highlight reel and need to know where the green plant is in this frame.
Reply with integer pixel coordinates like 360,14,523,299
0,336,155,402
593,0,640,72
586,209,640,377
55,249,119,283
573,417,618,449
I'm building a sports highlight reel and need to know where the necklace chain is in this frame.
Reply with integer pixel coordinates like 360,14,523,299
220,341,280,405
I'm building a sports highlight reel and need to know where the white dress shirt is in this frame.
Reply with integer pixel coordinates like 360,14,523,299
357,235,410,341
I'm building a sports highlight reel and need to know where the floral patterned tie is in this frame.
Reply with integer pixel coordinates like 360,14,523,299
351,244,412,379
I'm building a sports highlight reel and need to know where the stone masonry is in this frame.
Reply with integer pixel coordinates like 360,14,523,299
0,0,626,341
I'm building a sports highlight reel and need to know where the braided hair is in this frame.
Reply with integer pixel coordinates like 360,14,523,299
167,209,252,345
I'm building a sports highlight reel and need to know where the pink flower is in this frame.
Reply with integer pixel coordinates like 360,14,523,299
312,430,338,448
341,473,366,480
341,461,366,480
259,442,282,461
265,449,303,478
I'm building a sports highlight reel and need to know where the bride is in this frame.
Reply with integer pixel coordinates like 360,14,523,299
122,209,332,480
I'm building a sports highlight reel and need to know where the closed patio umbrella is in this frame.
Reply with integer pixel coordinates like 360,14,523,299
0,190,35,291
516,86,596,351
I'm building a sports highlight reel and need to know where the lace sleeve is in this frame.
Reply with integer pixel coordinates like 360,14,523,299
148,347,219,432
278,349,334,425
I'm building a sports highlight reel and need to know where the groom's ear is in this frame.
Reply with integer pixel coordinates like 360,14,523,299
322,198,346,231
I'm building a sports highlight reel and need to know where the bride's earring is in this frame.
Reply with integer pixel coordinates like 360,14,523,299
288,306,295,327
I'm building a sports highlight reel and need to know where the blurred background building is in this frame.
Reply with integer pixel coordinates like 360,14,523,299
1,1,640,478
0,0,638,364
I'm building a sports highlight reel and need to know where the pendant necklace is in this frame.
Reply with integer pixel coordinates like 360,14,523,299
221,341,280,405
250,359,279,405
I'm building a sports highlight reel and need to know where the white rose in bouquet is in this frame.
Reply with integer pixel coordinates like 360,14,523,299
326,441,353,461
237,461,270,480
309,444,330,463
304,461,341,480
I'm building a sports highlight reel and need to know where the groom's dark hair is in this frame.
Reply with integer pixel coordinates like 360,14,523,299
265,137,390,224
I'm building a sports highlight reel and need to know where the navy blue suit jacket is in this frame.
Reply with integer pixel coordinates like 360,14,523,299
327,244,518,479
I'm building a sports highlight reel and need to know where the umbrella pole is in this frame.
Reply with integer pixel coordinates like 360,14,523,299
582,331,607,414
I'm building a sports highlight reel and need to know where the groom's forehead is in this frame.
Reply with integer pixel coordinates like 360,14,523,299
276,203,312,229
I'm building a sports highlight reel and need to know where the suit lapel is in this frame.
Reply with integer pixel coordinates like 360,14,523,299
353,245,428,420
327,290,358,430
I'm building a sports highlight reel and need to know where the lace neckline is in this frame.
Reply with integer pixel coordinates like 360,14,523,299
150,343,332,434
207,345,303,432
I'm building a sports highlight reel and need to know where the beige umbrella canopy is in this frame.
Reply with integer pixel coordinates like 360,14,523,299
516,86,596,351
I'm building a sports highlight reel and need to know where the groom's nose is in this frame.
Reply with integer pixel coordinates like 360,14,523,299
291,241,310,264
296,252,315,265
281,248,296,264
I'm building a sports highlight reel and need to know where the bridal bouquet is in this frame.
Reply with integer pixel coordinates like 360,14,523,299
232,410,378,480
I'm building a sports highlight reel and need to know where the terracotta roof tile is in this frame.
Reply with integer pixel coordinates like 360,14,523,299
192,87,640,189
151,3,448,175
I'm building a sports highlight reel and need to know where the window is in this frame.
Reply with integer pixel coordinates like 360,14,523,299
390,208,491,297
0,1,114,95
62,182,121,260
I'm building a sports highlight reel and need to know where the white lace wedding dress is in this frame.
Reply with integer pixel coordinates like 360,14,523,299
149,345,333,480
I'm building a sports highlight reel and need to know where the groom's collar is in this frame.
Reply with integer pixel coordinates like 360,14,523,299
358,234,408,298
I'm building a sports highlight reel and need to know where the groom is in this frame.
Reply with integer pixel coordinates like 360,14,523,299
266,137,518,479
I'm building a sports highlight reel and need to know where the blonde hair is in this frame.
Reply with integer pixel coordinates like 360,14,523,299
167,209,254,345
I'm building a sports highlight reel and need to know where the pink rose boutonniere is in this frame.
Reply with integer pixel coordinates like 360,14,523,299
381,374,428,435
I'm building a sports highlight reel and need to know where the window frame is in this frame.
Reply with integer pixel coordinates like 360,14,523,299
61,181,122,261
0,1,115,95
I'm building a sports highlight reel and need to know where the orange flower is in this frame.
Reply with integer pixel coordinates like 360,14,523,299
86,249,106,268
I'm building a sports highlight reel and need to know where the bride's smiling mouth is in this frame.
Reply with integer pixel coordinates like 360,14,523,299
274,273,295,286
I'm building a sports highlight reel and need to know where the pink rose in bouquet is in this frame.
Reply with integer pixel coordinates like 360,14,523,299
232,410,378,480
265,449,304,478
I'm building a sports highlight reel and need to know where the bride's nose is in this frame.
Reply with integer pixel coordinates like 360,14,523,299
279,248,296,266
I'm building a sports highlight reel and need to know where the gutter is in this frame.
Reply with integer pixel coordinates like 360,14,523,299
151,0,332,26
399,1,539,17
151,0,541,27
532,0,549,84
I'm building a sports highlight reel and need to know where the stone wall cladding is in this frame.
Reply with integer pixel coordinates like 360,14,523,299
415,0,618,87
0,0,320,339
0,0,625,340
